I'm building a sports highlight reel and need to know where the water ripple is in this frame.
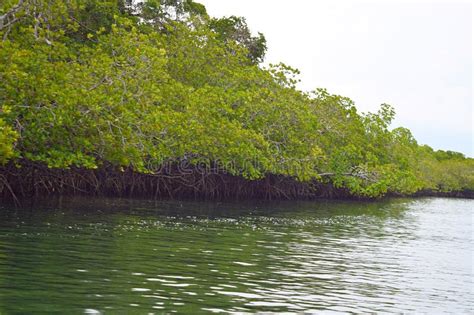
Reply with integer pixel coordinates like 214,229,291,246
0,197,472,313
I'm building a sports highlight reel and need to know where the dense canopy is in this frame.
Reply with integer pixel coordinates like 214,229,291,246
0,0,473,199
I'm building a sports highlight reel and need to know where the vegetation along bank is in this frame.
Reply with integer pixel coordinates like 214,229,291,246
0,0,473,200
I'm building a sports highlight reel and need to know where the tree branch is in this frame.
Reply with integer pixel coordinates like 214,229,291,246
0,0,25,31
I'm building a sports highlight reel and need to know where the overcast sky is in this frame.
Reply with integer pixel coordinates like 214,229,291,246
200,0,473,157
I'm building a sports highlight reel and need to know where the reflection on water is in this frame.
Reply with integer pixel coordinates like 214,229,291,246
0,197,472,313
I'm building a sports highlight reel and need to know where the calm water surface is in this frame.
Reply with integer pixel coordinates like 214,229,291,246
0,197,472,313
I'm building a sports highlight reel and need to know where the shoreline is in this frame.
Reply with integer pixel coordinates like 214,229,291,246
2,163,472,203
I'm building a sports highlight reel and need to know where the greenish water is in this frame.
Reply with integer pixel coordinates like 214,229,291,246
0,197,472,313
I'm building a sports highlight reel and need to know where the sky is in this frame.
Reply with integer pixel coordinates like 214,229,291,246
199,0,473,157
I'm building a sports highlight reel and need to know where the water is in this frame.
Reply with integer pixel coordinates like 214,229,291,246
0,197,472,313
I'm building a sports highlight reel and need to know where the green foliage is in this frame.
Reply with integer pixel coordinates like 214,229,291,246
0,117,17,164
0,0,472,197
209,16,267,64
